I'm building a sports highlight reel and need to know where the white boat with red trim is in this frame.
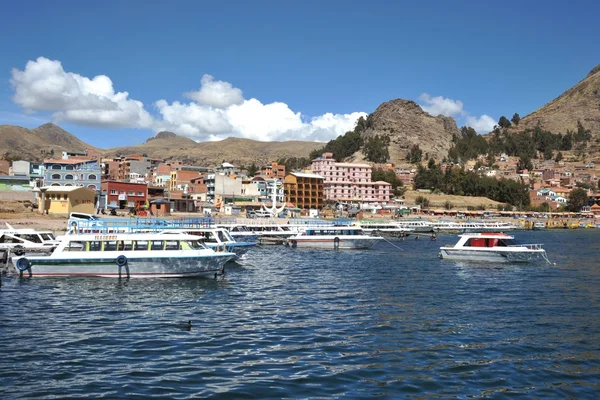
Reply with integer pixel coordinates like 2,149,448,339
287,227,382,250
11,232,235,278
439,232,547,263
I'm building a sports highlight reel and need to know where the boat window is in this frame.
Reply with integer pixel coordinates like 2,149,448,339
15,234,42,243
165,240,180,250
217,231,229,242
89,241,102,251
67,241,85,252
118,241,133,251
41,233,56,241
104,241,118,251
497,239,517,247
134,241,149,251
487,239,499,247
185,240,204,250
203,232,217,244
151,241,164,250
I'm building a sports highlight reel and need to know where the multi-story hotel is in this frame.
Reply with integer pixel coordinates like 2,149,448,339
310,153,391,203
43,158,102,191
283,172,324,210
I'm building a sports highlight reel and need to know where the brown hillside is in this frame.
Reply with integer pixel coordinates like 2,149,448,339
514,65,600,136
359,99,460,165
0,123,93,162
104,133,323,167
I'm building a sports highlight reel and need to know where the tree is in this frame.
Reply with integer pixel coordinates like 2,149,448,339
511,113,521,126
247,163,258,177
444,200,454,210
498,116,512,129
407,144,422,164
555,151,563,163
567,188,588,212
363,135,390,163
415,195,430,209
517,155,532,172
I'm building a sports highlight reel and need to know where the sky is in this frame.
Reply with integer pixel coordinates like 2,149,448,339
0,0,598,149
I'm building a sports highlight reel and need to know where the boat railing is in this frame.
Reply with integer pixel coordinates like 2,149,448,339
68,217,214,234
508,243,544,250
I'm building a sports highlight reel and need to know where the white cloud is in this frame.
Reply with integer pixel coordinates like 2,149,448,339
419,93,465,117
11,57,153,128
10,57,366,142
466,115,496,134
419,92,496,134
184,74,244,108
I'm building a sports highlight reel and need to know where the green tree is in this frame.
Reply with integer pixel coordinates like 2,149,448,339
498,116,512,129
415,195,430,209
363,135,390,163
247,163,258,177
511,113,521,126
444,200,454,210
567,188,588,212
555,151,563,163
407,144,422,164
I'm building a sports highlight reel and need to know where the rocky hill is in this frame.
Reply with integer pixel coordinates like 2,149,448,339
513,65,600,136
0,123,92,161
356,99,460,165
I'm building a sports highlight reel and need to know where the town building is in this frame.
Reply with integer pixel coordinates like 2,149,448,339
36,186,95,216
43,158,102,191
101,180,148,210
310,152,391,203
283,172,324,211
262,161,286,180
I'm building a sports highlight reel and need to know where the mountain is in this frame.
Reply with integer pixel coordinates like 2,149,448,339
513,65,600,136
357,99,461,164
105,133,324,166
0,123,93,161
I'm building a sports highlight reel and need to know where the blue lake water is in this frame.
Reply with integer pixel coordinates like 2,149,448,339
1,230,600,398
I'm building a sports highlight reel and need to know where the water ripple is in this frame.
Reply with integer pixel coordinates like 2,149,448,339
1,230,600,398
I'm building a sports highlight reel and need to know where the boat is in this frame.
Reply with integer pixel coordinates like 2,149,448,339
532,221,547,230
433,220,517,233
214,223,259,242
11,232,235,278
160,228,256,257
353,221,413,238
287,227,383,249
395,219,434,233
0,224,60,255
438,232,547,263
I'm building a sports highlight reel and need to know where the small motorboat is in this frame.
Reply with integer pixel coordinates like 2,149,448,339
439,232,548,263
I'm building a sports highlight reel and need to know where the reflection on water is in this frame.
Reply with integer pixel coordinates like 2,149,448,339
1,230,600,398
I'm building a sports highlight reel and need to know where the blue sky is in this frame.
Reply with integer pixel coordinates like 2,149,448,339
1,0,598,149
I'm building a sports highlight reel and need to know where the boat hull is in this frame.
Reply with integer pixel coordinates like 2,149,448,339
12,254,234,278
288,237,381,250
439,248,546,263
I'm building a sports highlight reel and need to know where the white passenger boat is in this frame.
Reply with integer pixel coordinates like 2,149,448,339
0,224,60,255
438,233,547,263
160,228,256,257
214,223,259,242
433,220,517,233
395,219,434,233
11,232,235,278
353,221,412,238
287,227,383,249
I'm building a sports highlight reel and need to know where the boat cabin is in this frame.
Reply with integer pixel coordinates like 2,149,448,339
60,235,208,253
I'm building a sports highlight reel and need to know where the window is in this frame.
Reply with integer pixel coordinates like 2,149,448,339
65,165,74,170
119,190,125,194
89,241,102,251
128,191,134,196
67,241,85,252
65,174,74,180
104,241,117,251
89,174,97,180
137,192,143,196
51,183,60,186
165,240,180,250
52,174,61,179
151,241,164,250
88,185,96,190
110,189,117,195
134,241,148,251
51,165,61,170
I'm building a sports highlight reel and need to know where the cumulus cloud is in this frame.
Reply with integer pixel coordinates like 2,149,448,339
10,57,365,142
11,57,153,128
419,93,465,117
184,74,244,108
466,115,496,134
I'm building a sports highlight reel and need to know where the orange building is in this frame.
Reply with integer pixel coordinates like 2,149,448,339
263,161,286,180
283,172,324,210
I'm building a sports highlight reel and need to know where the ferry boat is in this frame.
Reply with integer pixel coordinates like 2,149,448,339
287,227,383,249
532,221,547,230
353,221,412,238
395,219,434,233
0,224,60,255
11,232,235,278
214,223,259,242
433,220,517,233
438,232,547,263
160,228,256,257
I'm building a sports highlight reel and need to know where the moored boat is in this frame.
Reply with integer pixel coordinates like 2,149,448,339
11,232,235,278
439,232,547,263
160,227,256,257
287,227,383,249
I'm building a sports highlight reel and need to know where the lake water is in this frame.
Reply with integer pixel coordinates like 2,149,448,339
1,230,600,398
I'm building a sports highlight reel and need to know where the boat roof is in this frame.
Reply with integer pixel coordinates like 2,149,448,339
458,232,514,239
64,232,202,241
